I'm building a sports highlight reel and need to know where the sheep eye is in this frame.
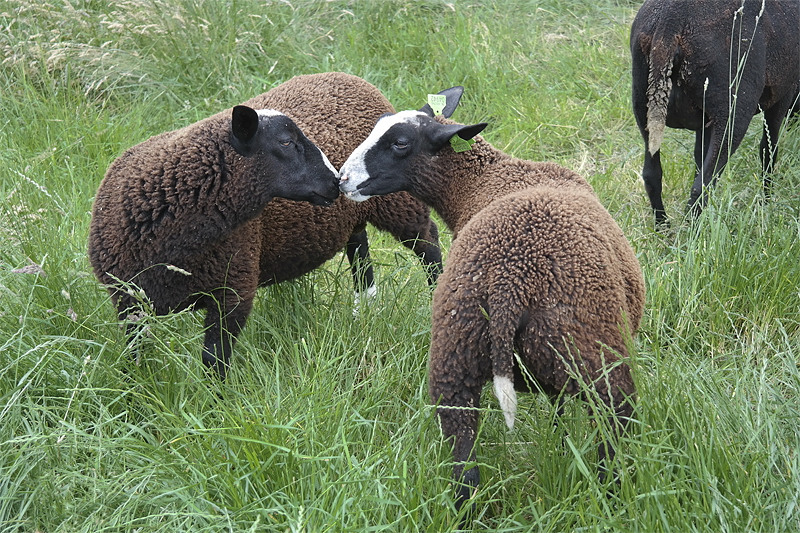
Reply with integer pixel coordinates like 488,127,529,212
280,139,292,147
393,140,409,150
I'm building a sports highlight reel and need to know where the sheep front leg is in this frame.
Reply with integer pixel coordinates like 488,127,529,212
201,292,253,380
346,229,376,297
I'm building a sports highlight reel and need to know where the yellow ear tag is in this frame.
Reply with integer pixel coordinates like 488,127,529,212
450,135,475,153
427,94,446,116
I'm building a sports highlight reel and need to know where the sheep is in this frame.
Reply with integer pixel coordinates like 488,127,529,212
238,73,442,299
631,0,800,226
88,105,340,379
90,72,443,379
338,87,646,514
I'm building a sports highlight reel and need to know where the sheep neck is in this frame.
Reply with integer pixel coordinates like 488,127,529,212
412,138,503,235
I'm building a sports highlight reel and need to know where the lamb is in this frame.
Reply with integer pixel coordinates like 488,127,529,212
238,73,442,298
631,0,800,226
88,105,340,379
338,87,646,514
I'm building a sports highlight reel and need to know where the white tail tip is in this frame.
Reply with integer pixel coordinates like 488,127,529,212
493,375,517,430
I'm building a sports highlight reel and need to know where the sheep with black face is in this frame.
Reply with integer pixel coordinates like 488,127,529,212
339,87,645,515
631,0,800,226
88,105,339,379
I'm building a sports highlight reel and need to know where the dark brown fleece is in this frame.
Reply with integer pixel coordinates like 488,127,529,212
242,73,441,286
407,122,645,507
89,112,269,317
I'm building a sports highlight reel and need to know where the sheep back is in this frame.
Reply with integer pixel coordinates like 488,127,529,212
429,186,643,412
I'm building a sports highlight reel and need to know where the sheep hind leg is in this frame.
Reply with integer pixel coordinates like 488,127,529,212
760,99,794,199
431,367,483,514
436,403,481,514
593,377,635,486
642,148,668,228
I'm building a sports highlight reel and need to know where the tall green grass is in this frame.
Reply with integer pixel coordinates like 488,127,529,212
2,0,799,531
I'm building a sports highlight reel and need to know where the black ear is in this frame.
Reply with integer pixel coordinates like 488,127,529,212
419,86,465,118
231,105,260,148
430,122,489,151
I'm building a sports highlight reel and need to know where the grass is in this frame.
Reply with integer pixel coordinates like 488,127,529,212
2,0,800,531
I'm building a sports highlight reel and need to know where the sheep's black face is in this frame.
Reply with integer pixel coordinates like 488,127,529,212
231,106,339,206
338,111,486,202
338,111,432,201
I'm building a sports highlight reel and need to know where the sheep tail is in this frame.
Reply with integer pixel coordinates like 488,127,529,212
486,302,518,430
493,374,517,430
646,31,679,156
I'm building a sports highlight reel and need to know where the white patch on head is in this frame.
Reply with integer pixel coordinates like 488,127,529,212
338,110,425,201
319,150,337,174
256,108,286,118
493,375,517,430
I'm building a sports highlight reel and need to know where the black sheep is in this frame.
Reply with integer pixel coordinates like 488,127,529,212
631,0,800,226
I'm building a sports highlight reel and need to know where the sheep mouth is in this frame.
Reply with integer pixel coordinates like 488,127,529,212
308,190,339,207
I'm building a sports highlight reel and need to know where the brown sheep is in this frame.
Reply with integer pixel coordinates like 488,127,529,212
338,87,645,517
89,106,339,379
90,72,443,379
631,0,800,226
239,73,442,297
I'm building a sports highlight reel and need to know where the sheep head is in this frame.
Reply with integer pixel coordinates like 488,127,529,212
338,110,486,201
230,105,340,207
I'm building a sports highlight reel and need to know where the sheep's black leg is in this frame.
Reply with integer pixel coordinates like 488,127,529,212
405,220,443,286
760,99,794,198
368,202,443,286
345,229,375,294
642,148,667,228
201,293,252,380
688,101,753,217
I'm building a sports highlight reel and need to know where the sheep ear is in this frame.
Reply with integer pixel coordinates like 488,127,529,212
231,105,260,148
419,86,465,118
430,122,488,151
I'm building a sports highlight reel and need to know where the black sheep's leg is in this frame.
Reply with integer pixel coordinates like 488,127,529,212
368,197,443,286
642,148,667,228
688,94,754,217
201,291,252,380
760,98,794,198
345,228,375,297
632,64,668,228
404,219,443,286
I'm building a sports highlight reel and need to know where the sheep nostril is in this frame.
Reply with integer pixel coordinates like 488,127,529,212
339,174,349,183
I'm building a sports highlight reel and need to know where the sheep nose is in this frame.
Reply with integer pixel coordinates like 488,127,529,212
339,173,349,183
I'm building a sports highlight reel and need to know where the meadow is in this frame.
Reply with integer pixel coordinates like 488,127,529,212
2,0,800,531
